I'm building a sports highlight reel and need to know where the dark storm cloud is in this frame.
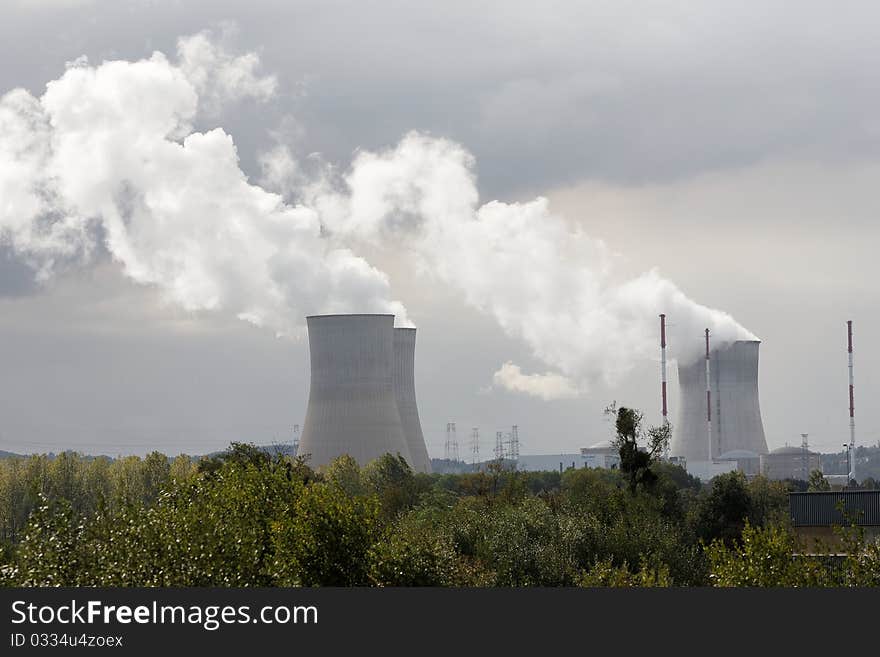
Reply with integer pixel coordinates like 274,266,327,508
5,1,880,197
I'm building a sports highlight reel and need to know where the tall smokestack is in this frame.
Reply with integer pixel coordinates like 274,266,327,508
660,314,668,426
848,320,856,481
672,340,768,464
393,328,432,473
705,329,712,461
299,314,413,469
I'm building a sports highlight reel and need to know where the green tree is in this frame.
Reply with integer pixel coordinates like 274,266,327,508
0,458,27,542
578,557,671,587
6,497,90,586
323,454,366,496
82,457,112,514
808,469,831,492
272,482,379,586
691,471,753,546
746,475,792,528
109,456,147,506
605,403,669,494
370,507,483,586
141,451,171,504
363,453,425,522
169,455,196,484
707,521,833,587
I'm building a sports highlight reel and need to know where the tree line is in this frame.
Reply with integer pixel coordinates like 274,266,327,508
0,407,877,586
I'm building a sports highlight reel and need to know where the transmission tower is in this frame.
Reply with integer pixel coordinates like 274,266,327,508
445,422,459,462
494,431,505,462
471,427,480,470
292,424,300,457
509,425,520,461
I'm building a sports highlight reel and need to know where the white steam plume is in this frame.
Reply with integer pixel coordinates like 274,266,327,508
493,362,581,401
314,133,757,397
1,33,754,399
0,32,408,334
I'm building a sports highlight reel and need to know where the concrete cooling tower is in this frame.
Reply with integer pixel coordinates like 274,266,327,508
393,328,432,473
299,314,414,470
671,340,768,464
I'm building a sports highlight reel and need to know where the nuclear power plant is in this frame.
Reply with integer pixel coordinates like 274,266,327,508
671,340,769,475
298,314,431,473
296,311,855,483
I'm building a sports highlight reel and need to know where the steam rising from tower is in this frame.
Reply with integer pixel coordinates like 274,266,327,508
0,33,759,400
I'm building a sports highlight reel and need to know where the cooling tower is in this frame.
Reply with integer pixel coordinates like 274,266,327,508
671,340,768,463
393,328,432,473
299,314,413,469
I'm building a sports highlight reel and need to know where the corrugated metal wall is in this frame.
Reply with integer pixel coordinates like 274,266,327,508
789,491,880,526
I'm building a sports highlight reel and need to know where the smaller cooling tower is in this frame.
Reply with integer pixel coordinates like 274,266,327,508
393,328,432,473
298,314,413,469
672,340,768,463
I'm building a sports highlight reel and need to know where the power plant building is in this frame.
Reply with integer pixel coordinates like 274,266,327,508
716,449,761,478
299,314,431,473
760,445,821,481
517,453,584,472
580,440,621,470
672,340,769,479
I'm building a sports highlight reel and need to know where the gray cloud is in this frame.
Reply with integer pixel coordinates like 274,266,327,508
0,246,39,297
4,1,880,196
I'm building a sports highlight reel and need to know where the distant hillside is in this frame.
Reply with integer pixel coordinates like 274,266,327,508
0,450,25,459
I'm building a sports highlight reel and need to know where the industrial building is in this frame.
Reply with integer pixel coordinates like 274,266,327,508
760,445,821,481
515,442,621,473
672,340,769,479
580,440,621,470
517,454,584,472
298,314,431,472
790,490,880,550
716,449,761,478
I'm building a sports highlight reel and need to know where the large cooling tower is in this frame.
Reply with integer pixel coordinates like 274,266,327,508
392,328,432,474
299,314,413,469
671,340,768,463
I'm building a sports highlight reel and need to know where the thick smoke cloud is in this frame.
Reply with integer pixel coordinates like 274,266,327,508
0,32,407,334
0,32,754,400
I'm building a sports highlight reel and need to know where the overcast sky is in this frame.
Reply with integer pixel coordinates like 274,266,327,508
1,0,879,458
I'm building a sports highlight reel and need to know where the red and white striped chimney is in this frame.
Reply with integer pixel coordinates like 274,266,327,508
660,314,668,425
847,320,856,481
705,328,712,462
